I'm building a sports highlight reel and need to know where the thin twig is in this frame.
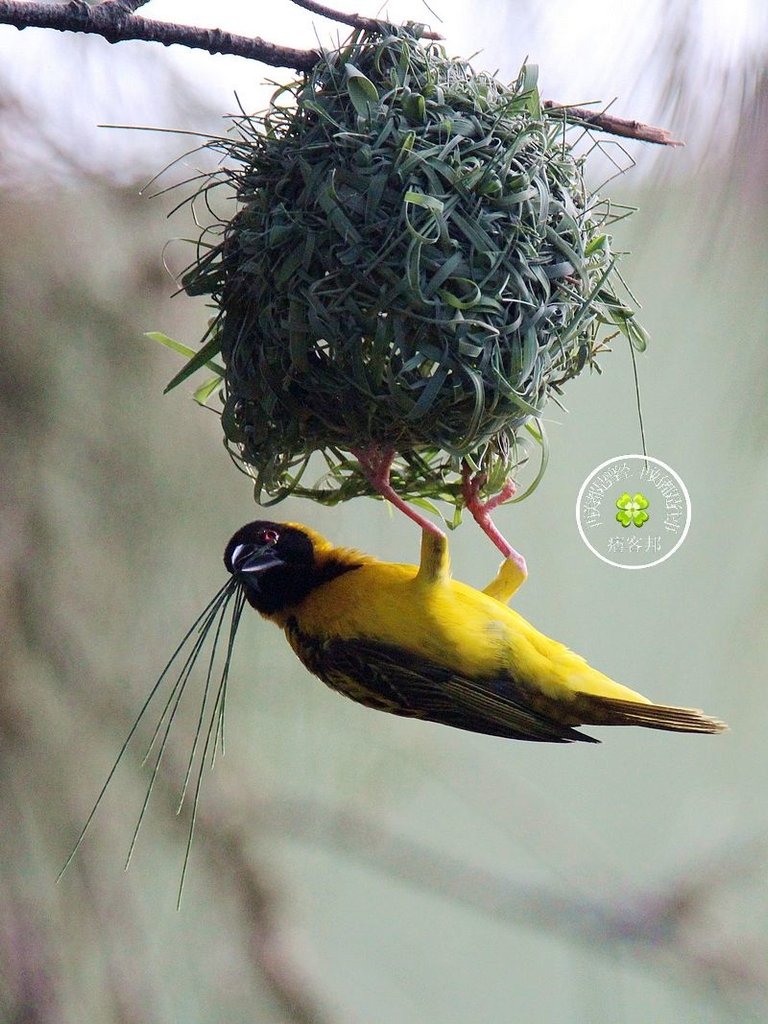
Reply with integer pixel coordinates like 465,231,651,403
544,99,684,146
289,0,442,39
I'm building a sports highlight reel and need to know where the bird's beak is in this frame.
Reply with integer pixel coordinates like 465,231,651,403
229,543,285,588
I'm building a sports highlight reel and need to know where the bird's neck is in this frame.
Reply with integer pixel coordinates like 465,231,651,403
252,551,366,621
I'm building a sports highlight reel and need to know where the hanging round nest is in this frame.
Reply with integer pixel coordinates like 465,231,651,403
175,25,647,511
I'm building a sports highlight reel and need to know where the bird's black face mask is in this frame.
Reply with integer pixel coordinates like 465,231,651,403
224,522,318,615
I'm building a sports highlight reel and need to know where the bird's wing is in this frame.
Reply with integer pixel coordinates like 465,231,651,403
315,635,599,744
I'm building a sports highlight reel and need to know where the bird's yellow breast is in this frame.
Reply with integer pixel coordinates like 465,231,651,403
295,562,508,671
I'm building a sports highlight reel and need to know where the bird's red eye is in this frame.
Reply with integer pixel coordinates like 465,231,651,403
257,528,279,546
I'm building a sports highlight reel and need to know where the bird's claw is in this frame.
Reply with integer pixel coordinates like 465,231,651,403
461,463,528,578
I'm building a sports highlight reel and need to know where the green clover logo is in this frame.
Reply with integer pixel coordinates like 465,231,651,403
616,492,650,528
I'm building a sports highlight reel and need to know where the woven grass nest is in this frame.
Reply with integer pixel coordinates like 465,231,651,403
173,25,647,513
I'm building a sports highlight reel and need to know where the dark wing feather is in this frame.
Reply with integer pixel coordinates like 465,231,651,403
298,631,599,744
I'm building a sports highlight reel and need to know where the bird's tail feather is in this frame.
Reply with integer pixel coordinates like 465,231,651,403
575,694,728,734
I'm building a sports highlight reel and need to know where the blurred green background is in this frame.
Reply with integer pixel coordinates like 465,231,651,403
1,3,767,1022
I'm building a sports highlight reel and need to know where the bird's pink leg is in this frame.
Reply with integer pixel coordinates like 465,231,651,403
351,446,446,541
461,464,528,577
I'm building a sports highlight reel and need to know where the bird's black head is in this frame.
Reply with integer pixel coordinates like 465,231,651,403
224,521,359,617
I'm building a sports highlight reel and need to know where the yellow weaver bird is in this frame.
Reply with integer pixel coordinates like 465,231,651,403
226,521,726,744
65,519,725,900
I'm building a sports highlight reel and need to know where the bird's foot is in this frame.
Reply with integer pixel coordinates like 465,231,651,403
461,464,528,581
351,445,446,542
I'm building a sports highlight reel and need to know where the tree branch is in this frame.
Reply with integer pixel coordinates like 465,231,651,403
543,99,683,146
289,0,442,39
0,1,681,145
0,0,322,70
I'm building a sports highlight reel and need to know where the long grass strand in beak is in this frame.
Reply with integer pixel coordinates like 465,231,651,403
57,577,238,885
176,585,247,908
175,586,237,812
123,577,242,872
138,583,234,772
